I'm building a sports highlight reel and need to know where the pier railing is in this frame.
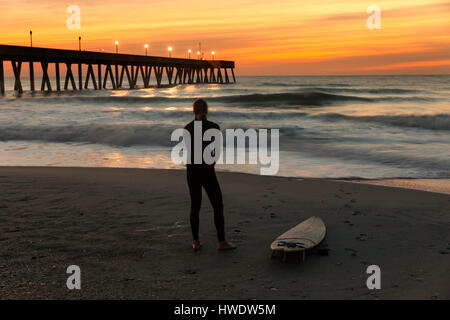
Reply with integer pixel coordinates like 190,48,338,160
0,44,236,94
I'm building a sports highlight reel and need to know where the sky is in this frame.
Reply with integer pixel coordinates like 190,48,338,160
1,0,449,75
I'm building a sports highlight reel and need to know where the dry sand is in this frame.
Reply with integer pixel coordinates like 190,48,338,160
0,166,449,300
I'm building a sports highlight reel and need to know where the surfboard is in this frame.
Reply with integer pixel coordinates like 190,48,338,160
270,216,326,262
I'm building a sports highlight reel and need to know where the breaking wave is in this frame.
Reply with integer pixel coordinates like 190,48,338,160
16,90,434,107
318,113,450,131
0,123,177,147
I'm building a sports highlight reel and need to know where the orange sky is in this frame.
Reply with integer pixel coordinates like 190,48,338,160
1,0,449,75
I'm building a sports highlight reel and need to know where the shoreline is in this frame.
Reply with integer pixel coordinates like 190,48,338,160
0,166,449,299
344,178,450,196
1,165,450,195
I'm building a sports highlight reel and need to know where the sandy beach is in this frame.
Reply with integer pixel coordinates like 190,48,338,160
0,166,448,300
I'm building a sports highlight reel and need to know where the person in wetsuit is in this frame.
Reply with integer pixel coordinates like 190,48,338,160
185,99,236,252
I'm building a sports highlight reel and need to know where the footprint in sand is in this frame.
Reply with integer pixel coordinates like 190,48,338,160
18,196,34,202
355,234,368,241
376,213,396,218
232,229,247,241
345,248,357,257
339,189,351,195
183,269,197,275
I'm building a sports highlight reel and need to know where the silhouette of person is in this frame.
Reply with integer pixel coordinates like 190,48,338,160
185,99,236,252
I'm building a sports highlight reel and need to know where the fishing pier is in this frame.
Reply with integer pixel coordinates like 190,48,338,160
0,44,236,95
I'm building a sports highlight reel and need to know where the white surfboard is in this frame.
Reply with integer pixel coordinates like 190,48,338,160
270,216,326,261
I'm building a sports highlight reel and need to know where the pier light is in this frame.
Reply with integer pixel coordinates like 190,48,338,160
144,44,149,56
115,41,119,53
30,30,32,47
168,46,173,57
212,51,215,60
78,36,81,51
197,51,201,60
188,49,192,59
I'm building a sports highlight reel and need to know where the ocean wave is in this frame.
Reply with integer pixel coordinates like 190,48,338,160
318,113,450,130
0,122,302,147
258,84,426,95
16,91,369,106
111,108,310,121
13,90,436,107
18,95,187,105
0,123,177,147
210,91,373,106
260,82,352,88
293,143,450,174
1,122,449,176
2,113,447,150
308,87,426,94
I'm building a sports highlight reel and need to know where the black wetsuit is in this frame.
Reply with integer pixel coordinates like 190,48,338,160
185,119,225,242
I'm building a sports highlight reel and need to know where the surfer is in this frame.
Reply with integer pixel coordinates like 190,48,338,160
185,99,236,252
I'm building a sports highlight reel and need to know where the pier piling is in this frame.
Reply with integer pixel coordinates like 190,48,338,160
55,62,61,91
29,61,35,91
0,60,4,95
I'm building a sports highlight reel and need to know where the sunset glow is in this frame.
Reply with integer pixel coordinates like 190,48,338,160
1,0,449,75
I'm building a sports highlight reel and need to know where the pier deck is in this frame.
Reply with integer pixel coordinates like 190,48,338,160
0,44,236,94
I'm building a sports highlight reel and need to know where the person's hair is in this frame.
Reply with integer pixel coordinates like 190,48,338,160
193,99,208,118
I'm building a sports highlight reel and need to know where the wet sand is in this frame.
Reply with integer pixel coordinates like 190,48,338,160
0,166,449,299
350,179,450,196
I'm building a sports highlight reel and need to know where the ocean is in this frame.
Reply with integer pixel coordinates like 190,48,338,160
1,75,449,193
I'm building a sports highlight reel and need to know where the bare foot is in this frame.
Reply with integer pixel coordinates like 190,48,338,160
218,241,237,251
192,240,202,252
